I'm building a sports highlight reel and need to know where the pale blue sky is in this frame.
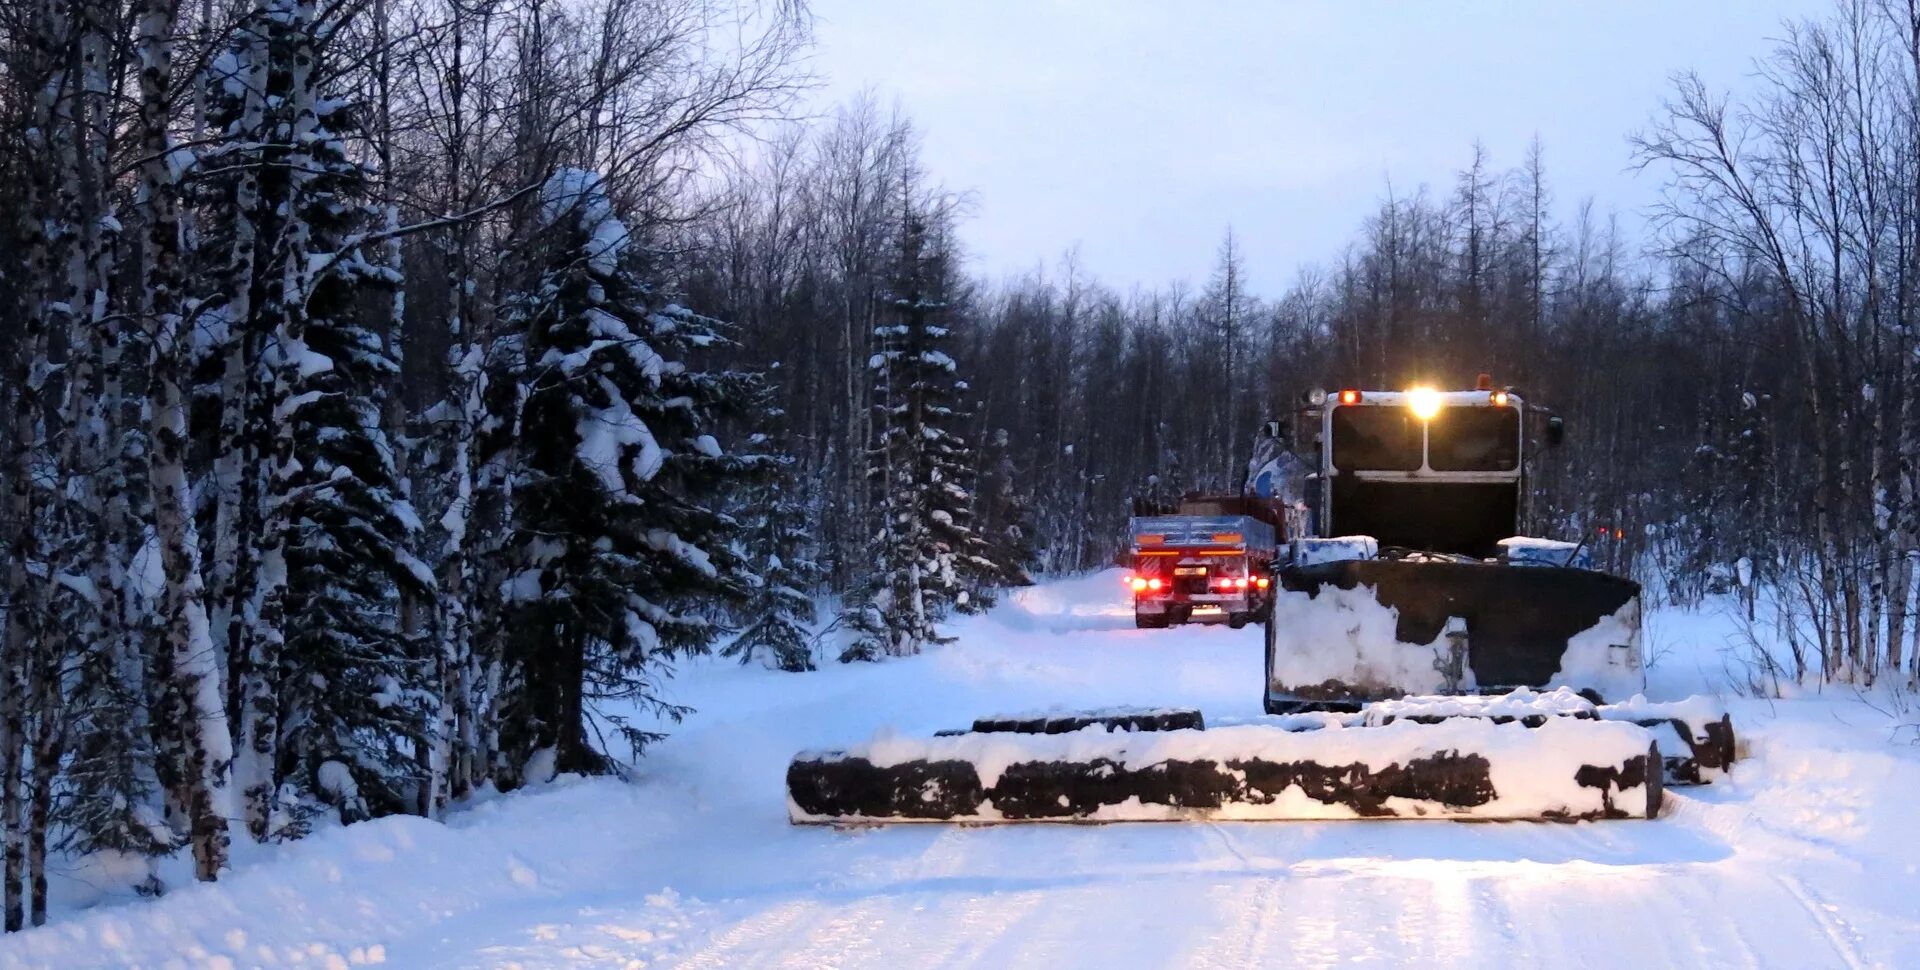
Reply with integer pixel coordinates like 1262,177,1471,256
809,1,1829,293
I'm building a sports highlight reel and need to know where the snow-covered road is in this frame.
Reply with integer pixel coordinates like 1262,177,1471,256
8,571,1920,969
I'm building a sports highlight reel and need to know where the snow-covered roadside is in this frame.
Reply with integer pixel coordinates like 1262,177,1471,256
6,570,1920,968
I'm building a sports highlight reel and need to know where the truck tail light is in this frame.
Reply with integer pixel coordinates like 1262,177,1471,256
1235,577,1249,589
1147,578,1162,591
1255,577,1270,589
1129,577,1148,592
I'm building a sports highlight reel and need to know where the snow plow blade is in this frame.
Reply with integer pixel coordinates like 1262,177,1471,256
788,718,1662,824
1269,559,1645,708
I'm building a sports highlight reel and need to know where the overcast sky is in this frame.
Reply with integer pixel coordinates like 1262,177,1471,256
806,1,1829,294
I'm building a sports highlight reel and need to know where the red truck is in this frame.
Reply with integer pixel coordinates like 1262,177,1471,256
1126,496,1290,629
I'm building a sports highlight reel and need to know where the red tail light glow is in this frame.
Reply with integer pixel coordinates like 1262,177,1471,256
1147,578,1162,591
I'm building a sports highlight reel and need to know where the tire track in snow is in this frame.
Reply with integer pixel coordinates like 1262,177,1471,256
677,891,1049,969
673,899,815,969
1211,875,1286,967
1776,874,1872,970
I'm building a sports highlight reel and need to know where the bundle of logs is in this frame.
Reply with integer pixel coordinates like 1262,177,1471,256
788,694,1736,824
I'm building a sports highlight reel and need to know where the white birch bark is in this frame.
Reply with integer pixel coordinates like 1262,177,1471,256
140,0,236,880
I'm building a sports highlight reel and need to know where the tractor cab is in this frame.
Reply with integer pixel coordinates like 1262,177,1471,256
1301,383,1534,559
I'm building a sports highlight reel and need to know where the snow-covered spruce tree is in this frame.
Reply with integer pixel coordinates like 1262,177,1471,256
725,386,821,672
844,202,988,657
269,33,432,832
58,595,172,897
490,169,750,782
834,588,892,664
977,427,1037,591
199,0,432,835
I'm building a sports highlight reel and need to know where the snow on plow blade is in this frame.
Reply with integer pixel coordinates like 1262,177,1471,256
787,718,1662,824
1270,559,1645,706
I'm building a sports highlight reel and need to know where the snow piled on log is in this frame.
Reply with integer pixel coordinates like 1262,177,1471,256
971,705,1197,723
1599,693,1728,725
796,717,1657,822
1363,687,1596,724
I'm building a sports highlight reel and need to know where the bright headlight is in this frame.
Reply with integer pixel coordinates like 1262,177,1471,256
1407,387,1443,421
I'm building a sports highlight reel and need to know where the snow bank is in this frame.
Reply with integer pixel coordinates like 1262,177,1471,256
791,718,1660,823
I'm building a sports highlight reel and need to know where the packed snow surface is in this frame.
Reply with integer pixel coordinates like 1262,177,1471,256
8,569,1920,968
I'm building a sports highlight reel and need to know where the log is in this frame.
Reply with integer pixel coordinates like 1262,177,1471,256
1352,690,1737,786
1594,696,1737,784
968,708,1205,735
789,719,1662,823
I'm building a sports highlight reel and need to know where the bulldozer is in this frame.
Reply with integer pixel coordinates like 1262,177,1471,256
1264,381,1642,713
786,381,1736,824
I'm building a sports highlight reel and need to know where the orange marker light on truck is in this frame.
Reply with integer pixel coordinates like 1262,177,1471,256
1490,390,1509,407
1128,576,1147,592
1338,388,1362,405
1256,577,1270,589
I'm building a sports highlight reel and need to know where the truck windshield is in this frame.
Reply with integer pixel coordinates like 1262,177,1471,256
1331,406,1422,471
1428,407,1520,471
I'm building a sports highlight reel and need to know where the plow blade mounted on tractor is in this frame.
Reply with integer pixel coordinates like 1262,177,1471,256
1265,558,1645,712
